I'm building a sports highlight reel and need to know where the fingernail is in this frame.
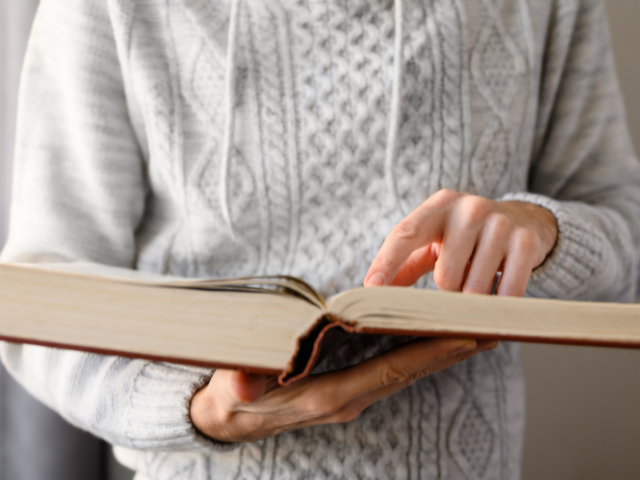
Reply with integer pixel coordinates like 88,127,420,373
478,341,499,353
366,272,385,287
450,339,477,357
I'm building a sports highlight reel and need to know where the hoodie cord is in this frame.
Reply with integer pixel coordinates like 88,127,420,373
220,0,241,235
385,0,406,215
220,0,406,233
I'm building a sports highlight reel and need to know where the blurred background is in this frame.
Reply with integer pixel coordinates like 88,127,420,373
0,1,639,479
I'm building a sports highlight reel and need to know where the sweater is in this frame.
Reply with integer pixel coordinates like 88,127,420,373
2,0,640,479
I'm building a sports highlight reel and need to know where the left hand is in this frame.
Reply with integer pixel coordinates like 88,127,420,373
364,189,558,297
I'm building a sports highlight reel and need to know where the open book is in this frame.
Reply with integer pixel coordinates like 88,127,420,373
1,262,639,386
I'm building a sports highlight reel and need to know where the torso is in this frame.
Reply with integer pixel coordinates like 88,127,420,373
110,0,544,477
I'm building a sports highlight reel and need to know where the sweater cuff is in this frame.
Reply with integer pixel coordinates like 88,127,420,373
125,362,237,453
499,192,605,299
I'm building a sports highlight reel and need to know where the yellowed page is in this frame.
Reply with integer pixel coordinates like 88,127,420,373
329,287,640,347
0,264,321,371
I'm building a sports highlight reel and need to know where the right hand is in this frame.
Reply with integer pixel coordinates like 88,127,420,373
190,337,498,443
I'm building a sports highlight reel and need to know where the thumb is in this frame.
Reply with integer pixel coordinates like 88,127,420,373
230,371,267,403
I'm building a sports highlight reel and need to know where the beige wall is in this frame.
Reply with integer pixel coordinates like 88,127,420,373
521,3,640,479
607,0,640,148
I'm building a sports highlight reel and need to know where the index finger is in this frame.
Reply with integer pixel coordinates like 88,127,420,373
365,199,448,286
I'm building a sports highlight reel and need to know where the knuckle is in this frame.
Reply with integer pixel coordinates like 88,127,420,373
306,398,336,418
413,367,434,382
512,229,540,254
403,372,423,387
304,388,340,418
391,221,421,242
304,398,323,418
379,358,410,386
486,213,513,238
380,366,407,386
460,196,492,224
430,188,458,204
339,405,364,423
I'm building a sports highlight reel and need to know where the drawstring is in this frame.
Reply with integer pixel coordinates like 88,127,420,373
220,0,406,231
220,0,241,236
385,0,406,215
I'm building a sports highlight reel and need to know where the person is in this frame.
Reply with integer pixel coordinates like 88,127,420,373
2,0,639,479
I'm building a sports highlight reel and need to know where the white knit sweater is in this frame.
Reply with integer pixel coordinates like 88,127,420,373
2,0,640,479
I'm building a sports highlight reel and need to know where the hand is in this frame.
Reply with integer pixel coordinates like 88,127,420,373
364,189,558,296
190,337,497,443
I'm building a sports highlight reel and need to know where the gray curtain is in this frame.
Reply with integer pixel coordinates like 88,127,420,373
0,1,105,479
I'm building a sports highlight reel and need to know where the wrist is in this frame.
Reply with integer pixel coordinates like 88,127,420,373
530,202,559,257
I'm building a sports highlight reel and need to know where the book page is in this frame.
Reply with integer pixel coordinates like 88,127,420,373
0,263,324,371
15,262,326,308
328,287,640,347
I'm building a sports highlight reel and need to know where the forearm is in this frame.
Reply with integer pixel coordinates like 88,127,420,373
0,341,224,452
505,0,640,302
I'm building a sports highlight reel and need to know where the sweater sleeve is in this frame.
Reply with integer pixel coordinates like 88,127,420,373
500,0,640,302
0,0,231,453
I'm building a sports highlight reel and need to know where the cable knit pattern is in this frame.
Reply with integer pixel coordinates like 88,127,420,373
1,0,639,479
